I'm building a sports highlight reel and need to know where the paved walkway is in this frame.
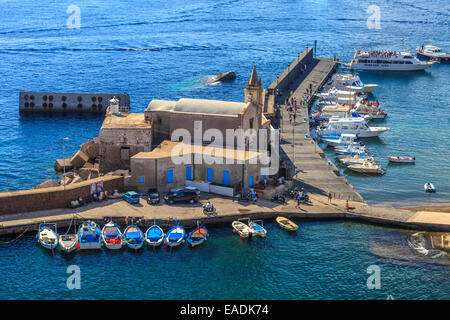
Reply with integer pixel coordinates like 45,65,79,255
278,58,365,202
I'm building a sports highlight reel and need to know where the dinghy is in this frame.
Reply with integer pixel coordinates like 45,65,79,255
101,221,123,250
347,161,386,174
187,223,208,247
275,217,298,231
232,219,254,238
58,234,78,253
164,224,186,247
78,221,102,250
145,223,165,247
424,183,436,193
249,220,267,237
37,223,58,250
123,225,145,250
387,156,415,163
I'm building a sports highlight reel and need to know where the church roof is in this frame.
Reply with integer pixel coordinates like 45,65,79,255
147,98,248,116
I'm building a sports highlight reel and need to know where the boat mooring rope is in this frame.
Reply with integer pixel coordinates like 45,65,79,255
0,224,32,245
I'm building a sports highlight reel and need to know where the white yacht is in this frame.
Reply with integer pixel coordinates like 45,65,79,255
416,44,450,64
316,87,366,105
323,74,378,93
316,117,389,138
349,49,435,71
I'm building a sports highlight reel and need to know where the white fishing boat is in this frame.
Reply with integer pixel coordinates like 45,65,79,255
58,234,78,253
317,117,389,138
321,133,358,147
387,156,415,163
232,219,254,238
347,161,386,174
349,49,434,71
249,220,267,238
101,221,123,250
37,223,58,250
323,74,379,93
340,155,375,166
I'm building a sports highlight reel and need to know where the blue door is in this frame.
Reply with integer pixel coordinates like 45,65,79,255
223,170,230,186
207,168,213,182
262,170,267,180
167,169,174,183
249,175,253,187
186,166,192,181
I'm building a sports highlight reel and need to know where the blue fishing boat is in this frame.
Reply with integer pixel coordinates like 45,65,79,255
37,223,58,250
187,223,208,247
123,225,145,250
164,224,186,247
145,222,164,247
78,221,102,250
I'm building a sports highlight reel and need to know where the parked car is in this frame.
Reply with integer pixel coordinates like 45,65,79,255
146,188,160,205
122,191,140,204
173,186,200,196
164,190,199,204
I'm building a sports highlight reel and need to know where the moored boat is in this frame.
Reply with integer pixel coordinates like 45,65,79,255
164,224,186,247
232,219,254,238
275,217,298,231
37,223,58,250
123,225,145,250
387,156,415,163
187,223,208,247
249,220,267,237
340,155,374,166
101,221,123,250
424,183,436,193
416,44,450,64
323,74,379,93
316,117,389,138
347,161,386,174
145,222,165,247
78,221,102,250
58,234,78,253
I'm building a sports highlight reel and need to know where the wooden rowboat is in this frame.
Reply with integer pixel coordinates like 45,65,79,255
387,156,415,163
37,223,58,250
232,219,253,238
187,223,208,247
276,217,298,231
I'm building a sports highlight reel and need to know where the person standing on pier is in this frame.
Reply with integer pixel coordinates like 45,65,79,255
328,192,332,203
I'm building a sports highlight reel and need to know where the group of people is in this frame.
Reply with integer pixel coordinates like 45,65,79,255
294,187,308,208
357,49,400,57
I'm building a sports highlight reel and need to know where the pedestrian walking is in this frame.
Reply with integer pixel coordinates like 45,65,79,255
328,192,332,203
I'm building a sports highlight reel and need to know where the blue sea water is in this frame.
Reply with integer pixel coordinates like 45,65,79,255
0,0,449,299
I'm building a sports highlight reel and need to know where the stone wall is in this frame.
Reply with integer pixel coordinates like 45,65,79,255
0,176,124,215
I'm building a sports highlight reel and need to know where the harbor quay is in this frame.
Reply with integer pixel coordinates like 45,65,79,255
2,48,449,238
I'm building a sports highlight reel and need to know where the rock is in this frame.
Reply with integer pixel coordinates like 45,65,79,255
37,179,59,189
70,176,83,184
212,70,236,82
59,176,73,186
82,162,94,169
80,140,94,154
70,150,90,169
54,159,73,172
78,168,91,180
85,138,100,159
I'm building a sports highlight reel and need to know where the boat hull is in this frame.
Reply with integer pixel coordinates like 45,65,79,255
145,225,165,247
276,217,298,231
387,156,415,163
164,225,186,247
58,235,78,253
350,62,433,71
38,227,58,250
417,51,450,64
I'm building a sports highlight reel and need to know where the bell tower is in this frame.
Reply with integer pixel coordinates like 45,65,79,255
245,65,264,110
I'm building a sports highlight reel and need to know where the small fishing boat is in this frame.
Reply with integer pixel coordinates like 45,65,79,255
347,161,386,174
145,223,165,247
340,155,374,166
37,223,58,250
187,223,208,247
249,220,267,237
232,219,254,238
123,225,145,250
101,221,123,250
321,133,357,147
58,234,78,253
424,183,436,193
275,217,298,231
78,221,102,250
164,224,186,247
387,156,415,163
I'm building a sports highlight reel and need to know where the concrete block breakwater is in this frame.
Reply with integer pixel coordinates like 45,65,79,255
19,91,130,113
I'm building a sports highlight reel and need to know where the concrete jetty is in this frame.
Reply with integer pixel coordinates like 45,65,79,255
274,49,364,202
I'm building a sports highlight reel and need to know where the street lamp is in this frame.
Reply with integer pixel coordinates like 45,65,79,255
63,137,69,190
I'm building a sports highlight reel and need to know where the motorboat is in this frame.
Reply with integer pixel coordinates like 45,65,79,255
424,183,436,193
58,234,78,253
164,224,186,247
349,49,435,71
78,221,102,250
249,220,267,238
37,223,58,250
187,223,209,247
340,155,374,166
323,74,379,93
316,117,389,138
416,44,450,64
101,221,123,250
145,223,165,247
123,225,145,250
321,133,358,147
316,87,366,104
387,156,415,163
347,161,386,174
275,217,298,231
232,219,254,238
